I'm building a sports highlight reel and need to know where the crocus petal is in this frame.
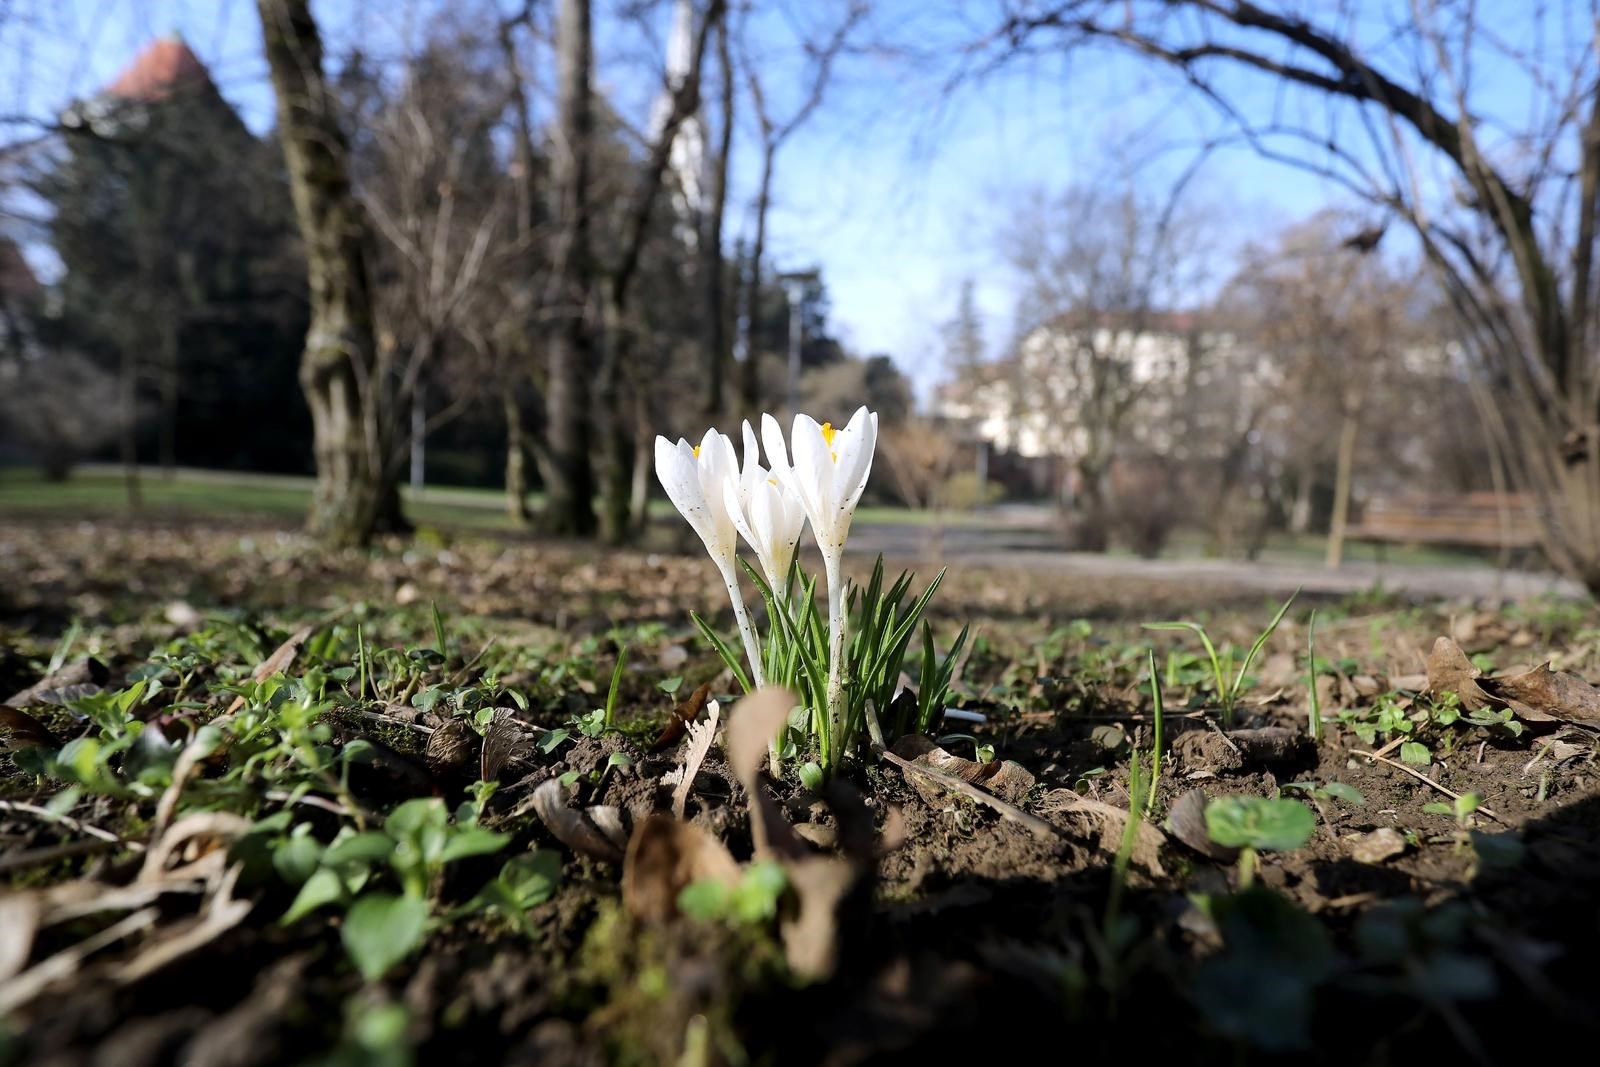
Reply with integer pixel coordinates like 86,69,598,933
740,421,763,489
789,414,838,545
723,474,760,558
657,435,723,555
761,413,795,491
834,408,877,518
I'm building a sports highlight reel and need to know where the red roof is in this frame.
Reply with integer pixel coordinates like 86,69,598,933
104,36,210,102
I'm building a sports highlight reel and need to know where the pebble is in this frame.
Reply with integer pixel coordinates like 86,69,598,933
1349,827,1407,864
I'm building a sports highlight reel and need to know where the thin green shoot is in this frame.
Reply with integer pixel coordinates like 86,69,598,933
430,600,449,662
1307,609,1322,742
47,620,82,675
1105,751,1150,934
603,643,628,730
356,623,369,703
1146,649,1164,819
1143,588,1299,725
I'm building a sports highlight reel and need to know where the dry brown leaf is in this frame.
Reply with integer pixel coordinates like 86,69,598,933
426,717,477,779
225,624,316,715
530,779,627,863
1163,789,1237,862
890,735,1037,804
780,856,857,981
138,812,254,884
479,709,531,780
1482,662,1600,724
115,864,253,983
650,681,714,752
670,699,721,819
0,907,158,1016
724,688,805,860
621,815,741,923
2,658,109,709
1424,637,1495,711
0,705,59,750
0,894,40,982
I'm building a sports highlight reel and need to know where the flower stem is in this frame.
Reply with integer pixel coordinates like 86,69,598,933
718,559,765,690
822,549,846,768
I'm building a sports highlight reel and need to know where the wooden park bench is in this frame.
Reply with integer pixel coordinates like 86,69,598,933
1345,492,1541,553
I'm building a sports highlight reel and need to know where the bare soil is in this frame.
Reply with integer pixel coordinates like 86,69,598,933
2,516,1598,1066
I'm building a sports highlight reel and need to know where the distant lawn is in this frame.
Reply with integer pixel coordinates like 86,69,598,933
0,466,982,533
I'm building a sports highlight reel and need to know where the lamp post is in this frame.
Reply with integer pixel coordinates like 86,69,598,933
776,267,820,416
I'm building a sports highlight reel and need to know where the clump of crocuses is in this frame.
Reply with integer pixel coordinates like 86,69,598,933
656,407,892,774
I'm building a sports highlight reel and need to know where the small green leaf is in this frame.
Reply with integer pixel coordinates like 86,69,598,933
282,867,347,924
538,728,571,754
438,828,510,863
728,861,787,924
657,676,684,695
677,880,730,921
498,850,561,908
797,762,824,792
1320,782,1366,806
1205,796,1316,852
1399,742,1431,766
272,833,324,885
321,831,395,868
386,798,447,839
342,893,429,981
1422,801,1454,816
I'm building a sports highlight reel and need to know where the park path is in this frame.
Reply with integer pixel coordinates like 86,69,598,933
846,507,1586,602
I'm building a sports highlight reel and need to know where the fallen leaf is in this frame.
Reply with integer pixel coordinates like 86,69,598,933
0,894,39,982
225,625,316,715
650,681,713,752
530,779,627,863
621,814,741,923
1165,789,1239,862
426,718,478,780
479,708,532,780
3,658,109,708
725,688,805,860
889,735,1036,804
670,699,720,819
1424,637,1494,711
1481,662,1600,724
780,856,857,981
0,705,60,750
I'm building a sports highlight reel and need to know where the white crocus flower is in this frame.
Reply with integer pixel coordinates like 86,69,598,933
761,406,878,747
724,421,808,595
654,428,765,688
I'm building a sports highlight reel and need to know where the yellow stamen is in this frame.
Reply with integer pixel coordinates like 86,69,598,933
692,445,700,458
820,422,836,447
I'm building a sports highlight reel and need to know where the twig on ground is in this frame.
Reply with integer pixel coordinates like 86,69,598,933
0,837,120,874
1353,750,1505,823
0,801,145,852
875,745,1059,839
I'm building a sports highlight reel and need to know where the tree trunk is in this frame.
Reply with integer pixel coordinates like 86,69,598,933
597,284,634,544
543,0,599,537
1325,409,1359,569
741,144,776,416
257,0,402,548
1072,462,1110,552
701,19,734,417
503,388,531,525
629,388,653,536
158,320,178,478
119,343,141,510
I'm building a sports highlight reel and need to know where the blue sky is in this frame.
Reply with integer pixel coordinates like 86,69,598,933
2,0,1553,391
